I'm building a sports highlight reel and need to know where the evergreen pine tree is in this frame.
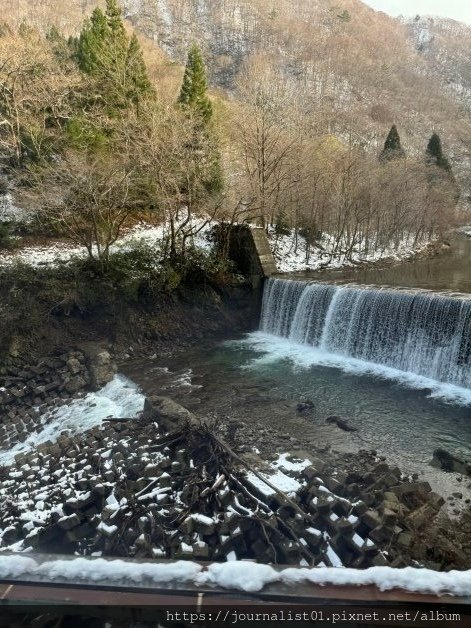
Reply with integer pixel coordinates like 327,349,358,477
380,124,406,162
425,132,460,204
77,8,108,74
426,133,451,171
105,0,125,33
177,45,222,199
105,0,128,62
125,33,152,104
178,44,213,123
76,1,152,110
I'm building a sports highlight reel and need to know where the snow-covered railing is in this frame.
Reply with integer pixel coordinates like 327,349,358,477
0,554,470,601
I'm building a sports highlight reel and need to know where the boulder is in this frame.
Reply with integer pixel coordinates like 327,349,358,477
431,449,471,476
64,375,87,394
142,396,199,431
297,400,315,414
88,351,117,391
66,357,82,375
361,509,382,530
326,416,357,432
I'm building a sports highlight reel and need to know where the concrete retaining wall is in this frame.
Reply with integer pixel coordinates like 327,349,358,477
228,225,277,288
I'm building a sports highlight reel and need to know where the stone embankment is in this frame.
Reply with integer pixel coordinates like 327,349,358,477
0,393,458,570
0,350,116,449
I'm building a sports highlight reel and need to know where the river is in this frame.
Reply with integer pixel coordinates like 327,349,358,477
288,232,471,294
122,233,471,504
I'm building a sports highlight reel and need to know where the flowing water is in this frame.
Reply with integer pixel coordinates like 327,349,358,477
259,278,471,397
0,375,145,466
123,234,471,495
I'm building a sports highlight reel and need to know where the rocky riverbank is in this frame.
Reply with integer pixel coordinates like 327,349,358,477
0,349,118,451
0,386,470,571
0,259,256,366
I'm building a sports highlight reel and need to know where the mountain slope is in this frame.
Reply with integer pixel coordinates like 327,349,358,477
1,0,470,199
128,0,471,199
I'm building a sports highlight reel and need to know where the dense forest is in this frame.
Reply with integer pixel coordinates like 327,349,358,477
0,0,465,272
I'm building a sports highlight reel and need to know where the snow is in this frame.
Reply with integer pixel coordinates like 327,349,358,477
202,561,280,592
245,470,301,497
269,229,434,274
0,194,31,223
137,487,171,502
326,545,343,567
97,522,118,536
0,218,215,268
32,557,202,584
0,556,470,597
190,514,214,526
272,453,311,472
0,214,435,274
0,375,145,466
245,451,309,498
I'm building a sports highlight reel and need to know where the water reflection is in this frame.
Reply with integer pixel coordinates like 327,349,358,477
287,233,471,294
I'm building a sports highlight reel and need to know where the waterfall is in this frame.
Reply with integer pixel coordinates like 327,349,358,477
260,278,471,389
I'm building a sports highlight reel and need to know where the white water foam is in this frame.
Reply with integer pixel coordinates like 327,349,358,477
0,375,145,466
250,277,471,406
233,332,471,406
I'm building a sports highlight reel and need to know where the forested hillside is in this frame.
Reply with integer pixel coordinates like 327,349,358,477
5,0,471,158
0,0,468,271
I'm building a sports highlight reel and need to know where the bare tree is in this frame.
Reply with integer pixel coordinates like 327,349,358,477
235,55,298,229
0,28,79,168
126,102,222,261
32,151,139,271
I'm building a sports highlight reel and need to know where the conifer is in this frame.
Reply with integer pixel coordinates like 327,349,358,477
77,8,108,74
426,133,451,172
77,1,152,109
178,44,213,123
380,124,406,162
125,33,152,103
177,45,222,196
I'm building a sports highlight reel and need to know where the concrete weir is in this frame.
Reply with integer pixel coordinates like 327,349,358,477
260,277,471,390
227,225,277,287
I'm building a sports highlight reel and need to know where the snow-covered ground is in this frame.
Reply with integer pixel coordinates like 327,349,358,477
245,453,311,497
0,219,214,268
0,222,431,273
269,229,433,274
0,194,31,223
0,202,436,273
